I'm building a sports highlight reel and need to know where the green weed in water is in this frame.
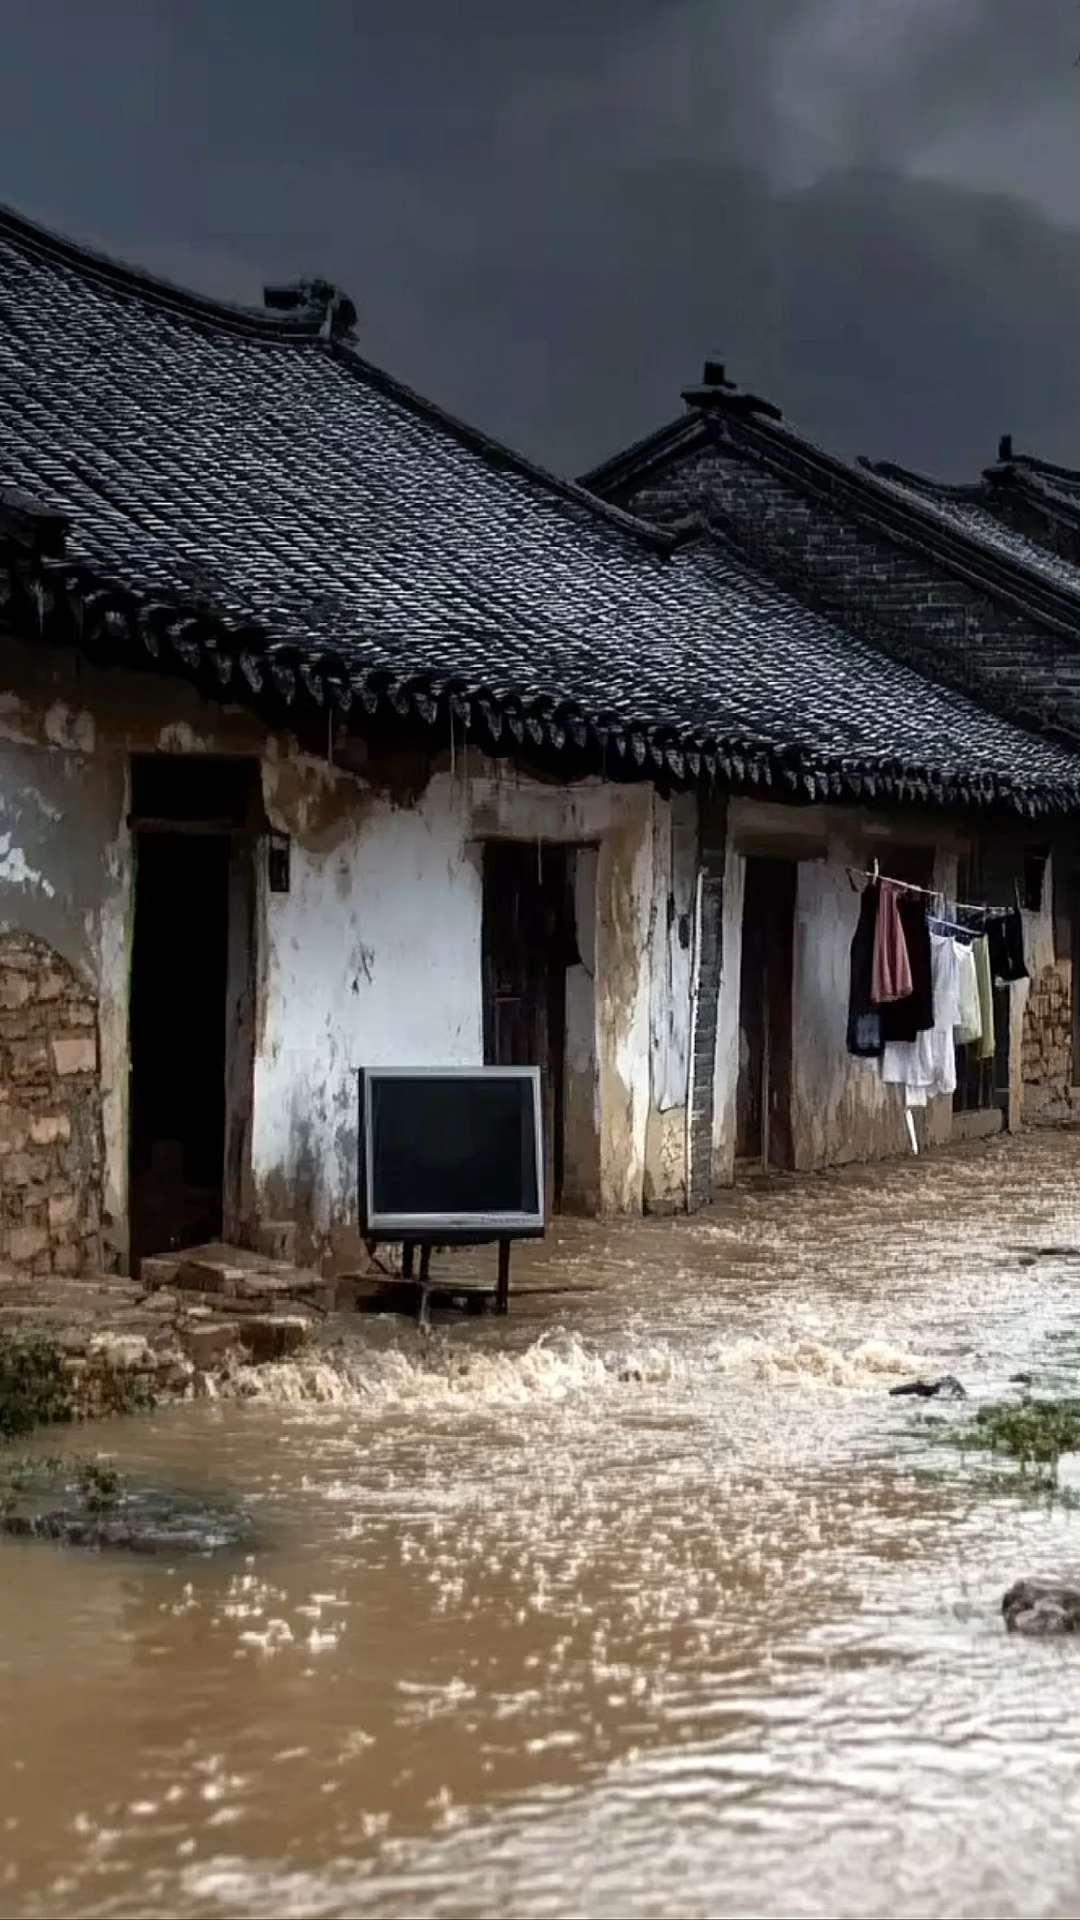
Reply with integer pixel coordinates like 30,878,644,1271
71,1459,122,1513
972,1397,1080,1483
922,1394,1080,1494
0,1451,125,1519
0,1333,72,1440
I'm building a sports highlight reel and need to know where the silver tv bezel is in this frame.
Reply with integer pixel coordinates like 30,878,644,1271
359,1064,545,1237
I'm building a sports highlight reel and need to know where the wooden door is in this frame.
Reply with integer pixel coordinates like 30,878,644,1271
481,843,574,1213
735,857,796,1169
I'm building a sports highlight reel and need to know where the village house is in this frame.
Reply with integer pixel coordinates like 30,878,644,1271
1,209,1080,1282
583,365,1080,1132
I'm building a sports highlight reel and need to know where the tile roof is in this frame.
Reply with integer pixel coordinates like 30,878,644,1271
865,462,1080,603
584,380,1080,637
670,542,1080,799
1,205,1079,813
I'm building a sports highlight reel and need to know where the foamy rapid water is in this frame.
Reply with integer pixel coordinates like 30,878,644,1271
6,1133,1080,1920
217,1328,931,1412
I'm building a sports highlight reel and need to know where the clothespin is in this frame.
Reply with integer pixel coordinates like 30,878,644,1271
872,858,879,883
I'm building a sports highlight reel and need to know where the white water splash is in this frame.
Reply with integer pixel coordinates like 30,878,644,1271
711,1337,929,1390
213,1326,927,1415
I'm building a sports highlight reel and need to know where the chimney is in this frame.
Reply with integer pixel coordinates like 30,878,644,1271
680,356,782,422
263,278,358,341
998,433,1014,463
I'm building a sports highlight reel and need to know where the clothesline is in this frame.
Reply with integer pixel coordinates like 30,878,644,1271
844,863,1008,918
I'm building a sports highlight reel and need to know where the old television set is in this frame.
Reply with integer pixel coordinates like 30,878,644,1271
358,1066,545,1241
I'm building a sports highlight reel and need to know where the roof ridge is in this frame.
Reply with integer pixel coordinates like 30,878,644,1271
1001,465,1080,523
578,414,704,493
1016,451,1080,485
582,373,1080,623
0,201,332,342
724,408,1080,630
0,200,676,556
864,458,987,504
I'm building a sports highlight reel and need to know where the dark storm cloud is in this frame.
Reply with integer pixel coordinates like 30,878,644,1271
1,0,1080,475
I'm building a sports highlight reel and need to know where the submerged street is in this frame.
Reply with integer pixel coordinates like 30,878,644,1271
5,1132,1080,1919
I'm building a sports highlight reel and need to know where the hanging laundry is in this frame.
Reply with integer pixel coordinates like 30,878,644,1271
882,934,963,1108
879,893,934,1044
871,880,913,1004
986,908,1029,986
973,933,996,1063
954,941,982,1047
847,882,883,1058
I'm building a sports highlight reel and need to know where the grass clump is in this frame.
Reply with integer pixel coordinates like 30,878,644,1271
71,1459,122,1513
972,1396,1080,1485
0,1452,124,1521
0,1332,72,1440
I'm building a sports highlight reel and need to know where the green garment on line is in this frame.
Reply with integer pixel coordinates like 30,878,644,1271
973,934,996,1063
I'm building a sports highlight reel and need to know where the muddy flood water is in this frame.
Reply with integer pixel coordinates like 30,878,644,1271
7,1134,1080,1919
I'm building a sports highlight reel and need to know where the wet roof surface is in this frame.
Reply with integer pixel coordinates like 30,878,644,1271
1,206,1079,806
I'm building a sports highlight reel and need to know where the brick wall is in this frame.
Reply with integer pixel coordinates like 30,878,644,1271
621,442,1080,743
0,933,103,1273
1022,964,1075,1120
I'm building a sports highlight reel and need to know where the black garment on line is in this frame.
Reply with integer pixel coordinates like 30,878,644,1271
879,893,934,1044
986,908,1028,985
847,882,883,1058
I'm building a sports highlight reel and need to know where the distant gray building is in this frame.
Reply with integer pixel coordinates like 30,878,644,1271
583,362,1080,1132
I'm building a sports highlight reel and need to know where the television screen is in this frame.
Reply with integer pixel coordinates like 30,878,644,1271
358,1067,544,1238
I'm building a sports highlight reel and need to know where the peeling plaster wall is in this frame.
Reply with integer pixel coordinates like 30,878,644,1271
644,793,696,1212
712,802,968,1183
0,690,127,1257
0,629,1051,1265
255,757,669,1255
0,632,679,1260
788,851,957,1169
253,760,482,1256
0,637,271,1264
472,767,659,1218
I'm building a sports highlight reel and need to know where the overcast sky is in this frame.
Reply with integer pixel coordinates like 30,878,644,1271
2,0,1079,475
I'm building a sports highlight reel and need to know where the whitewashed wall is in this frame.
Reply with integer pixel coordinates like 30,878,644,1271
254,759,482,1243
6,632,1034,1256
712,801,965,1182
788,852,958,1167
0,630,689,1260
254,754,674,1248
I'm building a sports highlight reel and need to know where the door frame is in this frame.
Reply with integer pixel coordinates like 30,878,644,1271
480,838,579,1216
126,754,260,1269
735,854,796,1171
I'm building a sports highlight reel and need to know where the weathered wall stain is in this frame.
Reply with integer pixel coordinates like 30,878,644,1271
262,750,375,856
595,795,654,1215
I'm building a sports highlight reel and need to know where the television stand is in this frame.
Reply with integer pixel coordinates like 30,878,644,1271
399,1237,513,1324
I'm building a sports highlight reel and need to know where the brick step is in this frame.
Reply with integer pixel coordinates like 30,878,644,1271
139,1240,346,1312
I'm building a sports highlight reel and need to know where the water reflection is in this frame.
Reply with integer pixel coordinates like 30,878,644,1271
2,1134,1080,1917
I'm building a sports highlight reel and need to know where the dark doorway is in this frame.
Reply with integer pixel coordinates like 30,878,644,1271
953,842,1012,1117
128,756,258,1266
482,842,576,1214
735,856,797,1169
130,832,230,1260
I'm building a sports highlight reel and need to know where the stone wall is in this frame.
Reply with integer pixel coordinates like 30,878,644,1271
1022,964,1074,1120
0,934,103,1274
